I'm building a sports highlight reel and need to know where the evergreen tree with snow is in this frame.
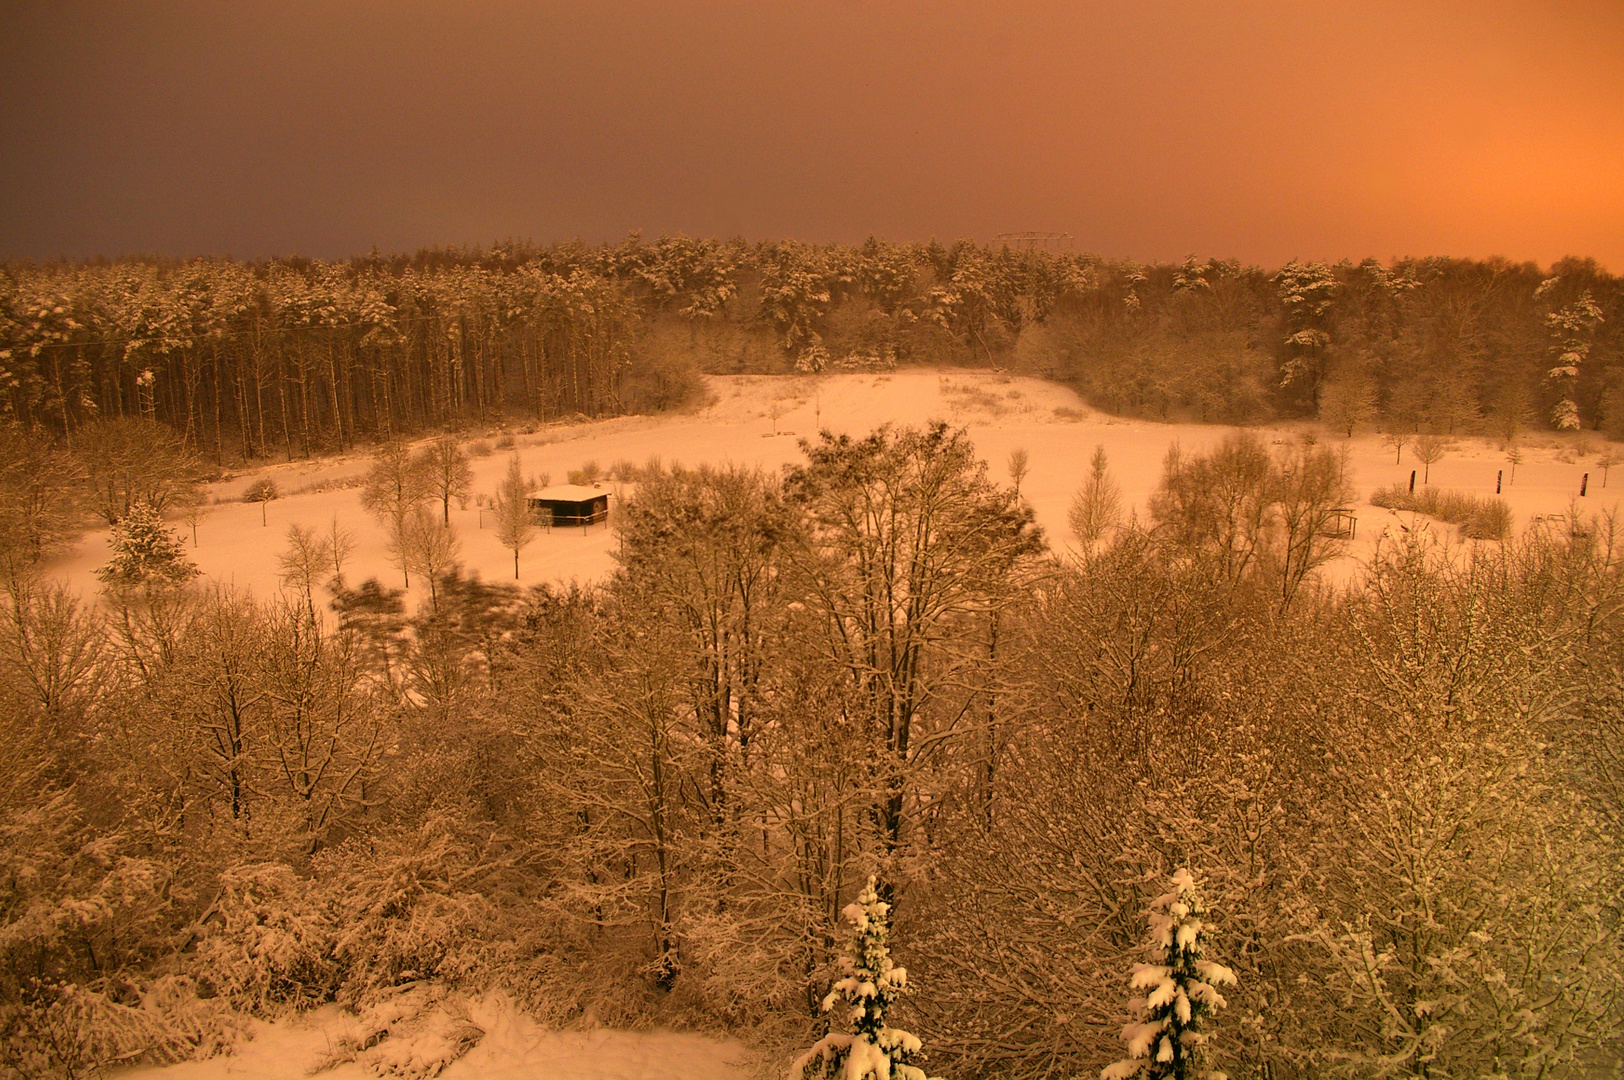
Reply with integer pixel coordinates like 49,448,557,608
792,876,940,1080
1274,259,1337,403
1102,869,1236,1080
1537,279,1604,431
94,499,198,592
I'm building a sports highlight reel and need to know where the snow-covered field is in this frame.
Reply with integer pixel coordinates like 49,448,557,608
48,369,1624,608
116,996,757,1080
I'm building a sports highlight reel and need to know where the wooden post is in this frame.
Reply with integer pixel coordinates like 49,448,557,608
1409,470,1416,494
1496,469,1502,495
1580,472,1589,497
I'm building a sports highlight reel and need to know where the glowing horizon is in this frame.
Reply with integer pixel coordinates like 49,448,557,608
2,1,1620,270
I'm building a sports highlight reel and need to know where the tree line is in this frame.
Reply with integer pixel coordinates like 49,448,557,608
2,241,1619,463
2,423,1620,1078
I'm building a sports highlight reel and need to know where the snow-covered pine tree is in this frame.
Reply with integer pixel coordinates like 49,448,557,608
1102,869,1236,1080
1541,288,1603,431
792,877,940,1080
94,499,199,591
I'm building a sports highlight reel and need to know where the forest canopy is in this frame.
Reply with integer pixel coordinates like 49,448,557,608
2,240,1620,462
2,421,1621,1078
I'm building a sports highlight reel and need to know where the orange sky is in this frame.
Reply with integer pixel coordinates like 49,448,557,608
1,0,1620,267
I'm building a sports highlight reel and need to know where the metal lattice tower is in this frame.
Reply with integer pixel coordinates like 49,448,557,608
994,231,1075,250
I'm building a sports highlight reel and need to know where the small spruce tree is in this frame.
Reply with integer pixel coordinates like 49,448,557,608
792,877,940,1080
94,500,199,591
1102,869,1236,1080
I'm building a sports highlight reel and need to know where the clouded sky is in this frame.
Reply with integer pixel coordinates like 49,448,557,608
1,0,1620,267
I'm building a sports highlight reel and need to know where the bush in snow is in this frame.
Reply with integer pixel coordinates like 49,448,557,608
0,785,240,1075
792,876,940,1080
1103,869,1236,1080
196,863,341,1012
316,820,499,1008
195,821,503,1014
311,984,484,1080
1,976,242,1079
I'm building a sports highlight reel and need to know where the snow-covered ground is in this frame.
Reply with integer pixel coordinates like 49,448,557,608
47,369,1624,608
116,996,758,1080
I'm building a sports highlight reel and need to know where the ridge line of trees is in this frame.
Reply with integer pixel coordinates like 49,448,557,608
2,242,1620,464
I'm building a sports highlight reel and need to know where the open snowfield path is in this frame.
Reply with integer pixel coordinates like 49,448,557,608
115,997,759,1080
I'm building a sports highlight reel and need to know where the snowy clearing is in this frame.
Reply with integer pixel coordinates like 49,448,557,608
48,369,1624,607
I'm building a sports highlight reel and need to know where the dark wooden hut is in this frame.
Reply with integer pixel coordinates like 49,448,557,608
526,483,611,527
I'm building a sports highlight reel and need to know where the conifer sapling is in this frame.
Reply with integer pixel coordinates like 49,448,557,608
792,877,940,1080
1102,869,1236,1080
94,499,199,591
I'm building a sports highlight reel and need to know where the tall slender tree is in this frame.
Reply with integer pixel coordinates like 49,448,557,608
493,455,537,580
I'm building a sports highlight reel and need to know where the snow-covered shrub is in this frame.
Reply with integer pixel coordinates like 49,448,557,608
682,896,829,1040
1306,731,1622,1077
0,789,171,988
317,819,500,1008
195,862,339,1012
196,821,504,1014
0,977,242,1079
311,984,484,1080
791,877,940,1080
1368,484,1513,539
1102,869,1236,1080
0,786,238,1076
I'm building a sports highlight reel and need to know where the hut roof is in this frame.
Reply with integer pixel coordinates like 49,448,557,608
527,483,611,502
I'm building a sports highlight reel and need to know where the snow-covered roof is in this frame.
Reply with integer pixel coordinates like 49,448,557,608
526,483,611,502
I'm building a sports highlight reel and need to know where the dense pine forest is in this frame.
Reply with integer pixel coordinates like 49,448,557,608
2,239,1621,461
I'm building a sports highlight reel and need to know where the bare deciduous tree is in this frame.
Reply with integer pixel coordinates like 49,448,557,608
418,436,474,525
785,423,1043,853
398,509,462,611
1272,441,1354,608
277,524,330,626
0,427,85,570
1007,447,1029,495
1318,368,1377,437
77,417,200,525
1412,433,1449,484
1381,427,1412,465
324,515,356,584
493,456,536,580
1069,444,1121,553
359,440,430,531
